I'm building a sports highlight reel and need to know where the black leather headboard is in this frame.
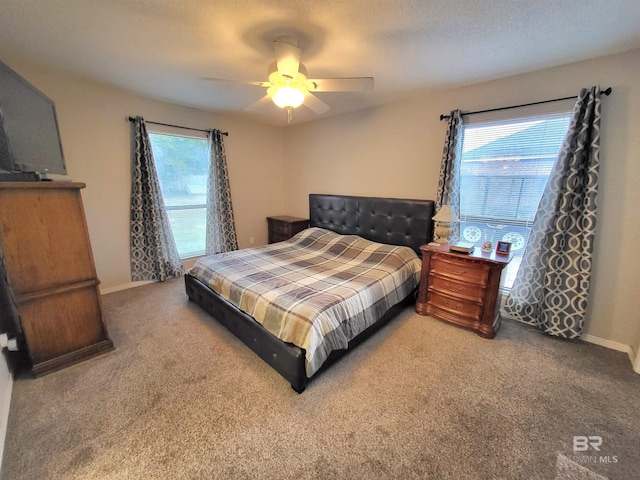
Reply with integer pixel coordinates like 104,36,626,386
309,194,434,255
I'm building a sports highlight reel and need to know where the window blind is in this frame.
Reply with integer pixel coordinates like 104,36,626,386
459,111,572,289
460,112,572,226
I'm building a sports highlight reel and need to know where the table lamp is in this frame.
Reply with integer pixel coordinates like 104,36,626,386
432,205,459,244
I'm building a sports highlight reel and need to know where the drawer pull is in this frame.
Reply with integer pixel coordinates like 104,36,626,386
446,266,468,275
444,282,465,293
443,299,464,310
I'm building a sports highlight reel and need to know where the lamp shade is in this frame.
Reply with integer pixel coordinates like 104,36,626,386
432,205,459,223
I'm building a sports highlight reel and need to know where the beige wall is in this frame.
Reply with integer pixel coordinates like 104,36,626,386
5,49,639,358
6,63,285,290
282,49,640,354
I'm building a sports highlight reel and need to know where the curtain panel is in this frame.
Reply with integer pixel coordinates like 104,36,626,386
504,86,603,338
205,129,238,255
129,116,184,281
434,109,463,243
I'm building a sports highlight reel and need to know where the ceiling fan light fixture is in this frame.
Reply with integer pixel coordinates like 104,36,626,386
266,61,309,110
268,84,306,109
205,37,372,120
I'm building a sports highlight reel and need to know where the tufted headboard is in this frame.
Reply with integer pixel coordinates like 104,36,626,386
309,194,435,256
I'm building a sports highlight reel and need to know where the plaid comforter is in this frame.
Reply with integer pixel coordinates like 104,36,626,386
189,227,421,376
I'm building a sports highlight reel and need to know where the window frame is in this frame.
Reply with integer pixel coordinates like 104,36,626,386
148,128,209,260
458,107,573,290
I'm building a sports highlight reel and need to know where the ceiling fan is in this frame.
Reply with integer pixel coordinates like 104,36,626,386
206,36,374,123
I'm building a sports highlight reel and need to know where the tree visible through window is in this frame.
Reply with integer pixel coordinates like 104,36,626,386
149,132,209,258
459,112,572,289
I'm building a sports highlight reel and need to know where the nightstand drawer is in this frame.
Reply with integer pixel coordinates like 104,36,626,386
429,274,485,303
427,290,482,321
269,232,290,243
431,256,489,286
270,221,290,235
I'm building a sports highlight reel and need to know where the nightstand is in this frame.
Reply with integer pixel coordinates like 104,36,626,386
415,244,510,338
267,216,309,243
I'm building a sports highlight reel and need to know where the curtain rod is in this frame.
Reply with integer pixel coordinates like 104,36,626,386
127,117,228,136
439,87,612,121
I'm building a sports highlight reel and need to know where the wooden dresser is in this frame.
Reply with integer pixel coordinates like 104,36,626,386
267,216,309,243
415,244,510,338
0,182,113,375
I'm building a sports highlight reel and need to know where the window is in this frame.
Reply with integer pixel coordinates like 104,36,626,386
459,112,572,289
149,132,209,259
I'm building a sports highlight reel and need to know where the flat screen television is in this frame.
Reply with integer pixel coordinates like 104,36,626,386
0,60,67,180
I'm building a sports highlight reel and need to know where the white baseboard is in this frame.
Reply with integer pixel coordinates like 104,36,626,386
99,280,155,295
0,358,13,472
99,258,199,296
581,333,639,374
502,310,639,375
580,333,631,353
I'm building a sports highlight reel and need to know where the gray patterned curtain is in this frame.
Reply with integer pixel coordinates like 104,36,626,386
435,109,463,242
205,129,238,255
130,116,184,281
504,86,602,338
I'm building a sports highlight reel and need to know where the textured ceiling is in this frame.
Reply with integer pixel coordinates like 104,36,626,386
1,0,639,126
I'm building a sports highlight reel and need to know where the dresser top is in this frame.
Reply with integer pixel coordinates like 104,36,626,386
420,243,511,266
267,215,309,224
0,181,86,190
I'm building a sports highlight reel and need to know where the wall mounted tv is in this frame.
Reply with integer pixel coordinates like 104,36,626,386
0,60,67,180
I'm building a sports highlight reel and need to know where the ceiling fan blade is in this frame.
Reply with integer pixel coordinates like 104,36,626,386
307,77,374,92
244,95,273,112
304,93,330,115
201,77,269,88
273,38,301,78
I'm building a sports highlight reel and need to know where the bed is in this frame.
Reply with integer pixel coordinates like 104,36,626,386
185,194,435,392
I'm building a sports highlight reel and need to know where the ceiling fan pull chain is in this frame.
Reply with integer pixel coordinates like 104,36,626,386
287,108,293,124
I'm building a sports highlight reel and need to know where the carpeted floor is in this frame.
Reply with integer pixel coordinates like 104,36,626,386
1,278,638,479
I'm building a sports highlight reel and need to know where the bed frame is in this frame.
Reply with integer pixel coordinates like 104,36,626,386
185,194,435,393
